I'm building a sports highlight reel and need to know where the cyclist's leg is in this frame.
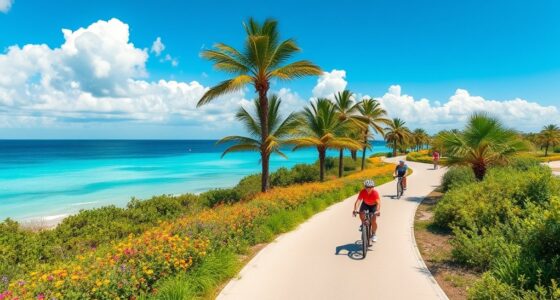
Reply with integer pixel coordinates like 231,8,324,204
402,176,407,189
370,204,378,235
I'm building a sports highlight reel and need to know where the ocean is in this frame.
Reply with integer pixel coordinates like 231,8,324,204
0,140,391,222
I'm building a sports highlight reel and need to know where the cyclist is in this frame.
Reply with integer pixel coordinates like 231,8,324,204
394,160,408,190
352,179,381,242
432,150,440,170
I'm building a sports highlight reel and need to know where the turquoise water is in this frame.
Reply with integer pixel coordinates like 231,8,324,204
0,140,390,221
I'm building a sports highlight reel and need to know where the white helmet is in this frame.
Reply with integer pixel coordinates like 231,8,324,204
364,179,375,188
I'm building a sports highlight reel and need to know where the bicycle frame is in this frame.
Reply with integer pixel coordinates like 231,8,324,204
396,176,404,199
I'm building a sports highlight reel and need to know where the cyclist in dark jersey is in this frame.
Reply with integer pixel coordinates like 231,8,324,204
394,160,408,190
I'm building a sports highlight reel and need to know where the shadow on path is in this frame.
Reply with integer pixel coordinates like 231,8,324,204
335,241,368,260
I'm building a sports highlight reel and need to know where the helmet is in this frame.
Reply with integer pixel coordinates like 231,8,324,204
399,160,405,164
364,179,375,188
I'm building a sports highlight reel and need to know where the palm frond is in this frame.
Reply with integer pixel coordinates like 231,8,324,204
269,60,323,80
197,75,252,107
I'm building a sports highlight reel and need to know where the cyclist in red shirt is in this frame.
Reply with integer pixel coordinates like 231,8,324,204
352,179,381,242
432,150,440,170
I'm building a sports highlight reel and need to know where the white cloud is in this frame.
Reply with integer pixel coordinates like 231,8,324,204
0,18,246,130
311,69,347,99
150,37,165,56
374,85,560,132
0,0,13,13
161,54,179,67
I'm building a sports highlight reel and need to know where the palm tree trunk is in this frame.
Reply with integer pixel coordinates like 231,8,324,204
361,135,368,171
319,148,326,181
545,143,549,156
393,140,397,157
338,149,344,178
258,87,269,192
351,150,357,161
472,161,486,181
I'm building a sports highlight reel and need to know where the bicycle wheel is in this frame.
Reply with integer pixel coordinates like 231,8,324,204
361,224,368,258
397,180,403,199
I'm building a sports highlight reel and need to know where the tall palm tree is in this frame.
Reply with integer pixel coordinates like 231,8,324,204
537,124,560,156
384,118,412,157
332,90,367,177
290,99,363,181
218,95,298,171
197,18,322,192
412,128,430,151
441,113,530,180
358,98,390,170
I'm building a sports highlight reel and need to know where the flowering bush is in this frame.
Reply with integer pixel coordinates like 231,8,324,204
1,158,394,299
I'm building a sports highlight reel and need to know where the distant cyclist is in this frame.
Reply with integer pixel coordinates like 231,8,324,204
432,150,440,170
394,160,408,190
352,180,381,242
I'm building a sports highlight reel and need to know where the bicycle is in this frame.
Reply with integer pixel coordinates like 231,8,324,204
433,159,439,170
353,209,375,258
395,176,404,199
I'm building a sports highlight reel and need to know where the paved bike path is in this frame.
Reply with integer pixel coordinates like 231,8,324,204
218,157,449,300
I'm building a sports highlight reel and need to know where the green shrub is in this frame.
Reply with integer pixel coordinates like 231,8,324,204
270,167,294,187
441,166,476,192
0,219,41,279
554,146,560,153
509,156,541,171
234,174,261,199
200,188,241,207
450,226,519,270
290,164,319,183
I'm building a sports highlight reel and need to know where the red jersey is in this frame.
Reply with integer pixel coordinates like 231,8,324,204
358,189,380,205
433,151,440,160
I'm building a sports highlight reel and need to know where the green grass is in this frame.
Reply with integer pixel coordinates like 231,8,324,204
150,174,394,299
145,250,240,300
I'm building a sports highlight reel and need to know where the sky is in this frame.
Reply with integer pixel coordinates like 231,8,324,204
1,0,560,139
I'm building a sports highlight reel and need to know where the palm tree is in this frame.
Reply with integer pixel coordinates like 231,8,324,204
537,124,560,156
332,90,367,177
384,118,412,157
218,95,298,174
358,98,390,170
290,99,363,181
441,113,530,180
412,128,430,151
197,18,322,192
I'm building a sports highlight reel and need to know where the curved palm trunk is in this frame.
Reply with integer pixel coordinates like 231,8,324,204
258,85,270,192
545,142,550,156
393,140,397,157
338,149,344,178
319,148,326,181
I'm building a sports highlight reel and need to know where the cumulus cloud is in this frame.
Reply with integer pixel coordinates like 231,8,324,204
311,69,347,99
0,0,13,13
150,37,165,56
0,18,246,130
374,85,560,132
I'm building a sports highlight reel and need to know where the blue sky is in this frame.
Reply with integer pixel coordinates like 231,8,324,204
1,0,559,138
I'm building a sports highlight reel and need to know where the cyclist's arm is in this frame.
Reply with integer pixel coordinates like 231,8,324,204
353,197,362,212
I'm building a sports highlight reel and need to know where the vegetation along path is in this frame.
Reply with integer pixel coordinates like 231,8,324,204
218,157,449,300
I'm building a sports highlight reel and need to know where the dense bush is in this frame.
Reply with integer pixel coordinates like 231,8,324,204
434,163,560,298
554,146,560,153
0,193,199,281
290,164,319,183
200,188,241,207
509,156,541,171
441,166,476,192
